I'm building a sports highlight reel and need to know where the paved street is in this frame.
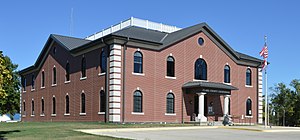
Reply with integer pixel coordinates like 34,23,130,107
78,126,300,140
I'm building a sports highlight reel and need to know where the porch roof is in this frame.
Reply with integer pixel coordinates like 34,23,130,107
182,81,238,91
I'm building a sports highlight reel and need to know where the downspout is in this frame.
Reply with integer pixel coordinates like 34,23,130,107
102,38,110,123
20,76,22,122
182,89,184,124
122,37,129,123
256,67,259,124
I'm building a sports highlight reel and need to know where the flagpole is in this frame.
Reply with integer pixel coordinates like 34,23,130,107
267,62,269,126
264,35,268,128
264,64,267,128
265,62,268,128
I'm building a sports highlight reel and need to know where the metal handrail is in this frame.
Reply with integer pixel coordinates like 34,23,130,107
85,17,181,40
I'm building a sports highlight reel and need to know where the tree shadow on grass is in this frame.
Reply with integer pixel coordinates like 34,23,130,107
0,130,21,140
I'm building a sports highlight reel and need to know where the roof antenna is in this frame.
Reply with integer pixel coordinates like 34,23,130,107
70,8,74,36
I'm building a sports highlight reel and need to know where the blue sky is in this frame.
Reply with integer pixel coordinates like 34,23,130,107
0,0,299,89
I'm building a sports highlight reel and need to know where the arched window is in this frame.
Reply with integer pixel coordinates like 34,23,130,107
81,57,86,78
66,95,69,114
31,74,35,89
224,65,230,83
41,71,45,87
246,99,252,116
100,90,106,112
100,50,107,73
81,93,86,113
41,98,44,114
166,93,175,113
66,63,70,82
246,68,252,86
53,67,56,85
167,56,175,77
133,90,143,112
52,97,56,114
133,51,143,73
31,100,34,115
194,58,207,80
53,46,57,54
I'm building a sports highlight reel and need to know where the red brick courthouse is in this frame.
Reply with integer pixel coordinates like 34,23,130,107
20,17,264,124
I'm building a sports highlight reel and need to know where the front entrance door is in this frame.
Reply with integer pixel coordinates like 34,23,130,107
194,95,199,116
204,96,207,116
194,95,208,116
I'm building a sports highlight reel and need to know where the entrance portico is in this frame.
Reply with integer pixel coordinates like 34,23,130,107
183,81,238,122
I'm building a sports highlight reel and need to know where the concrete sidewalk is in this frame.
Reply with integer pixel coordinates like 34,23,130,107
221,125,300,132
76,126,218,140
76,125,300,134
75,125,300,140
76,126,218,134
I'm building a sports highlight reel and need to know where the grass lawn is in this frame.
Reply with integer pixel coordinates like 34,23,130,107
0,122,192,140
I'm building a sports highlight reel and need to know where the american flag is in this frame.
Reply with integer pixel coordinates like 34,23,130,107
262,59,267,70
259,43,268,59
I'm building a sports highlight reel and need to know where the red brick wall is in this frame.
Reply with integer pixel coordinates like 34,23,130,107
123,31,258,123
21,30,258,123
21,42,106,122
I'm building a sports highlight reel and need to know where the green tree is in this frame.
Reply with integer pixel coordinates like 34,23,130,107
290,79,300,125
0,51,20,116
270,80,300,126
290,79,300,93
270,83,295,126
0,51,12,98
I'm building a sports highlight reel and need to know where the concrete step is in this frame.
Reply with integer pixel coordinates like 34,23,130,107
208,121,223,126
185,121,224,126
185,121,209,126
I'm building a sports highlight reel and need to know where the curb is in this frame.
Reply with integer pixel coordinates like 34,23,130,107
218,126,300,132
262,129,300,133
218,126,263,132
76,126,218,133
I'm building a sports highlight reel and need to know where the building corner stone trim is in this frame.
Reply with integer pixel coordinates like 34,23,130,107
108,44,122,122
258,68,263,124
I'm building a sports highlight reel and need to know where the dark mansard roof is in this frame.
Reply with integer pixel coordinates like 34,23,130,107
20,22,263,74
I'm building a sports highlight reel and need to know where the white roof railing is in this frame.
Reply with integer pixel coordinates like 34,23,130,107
85,17,181,41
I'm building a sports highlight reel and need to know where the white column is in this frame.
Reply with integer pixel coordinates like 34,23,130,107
223,95,231,116
197,92,207,122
